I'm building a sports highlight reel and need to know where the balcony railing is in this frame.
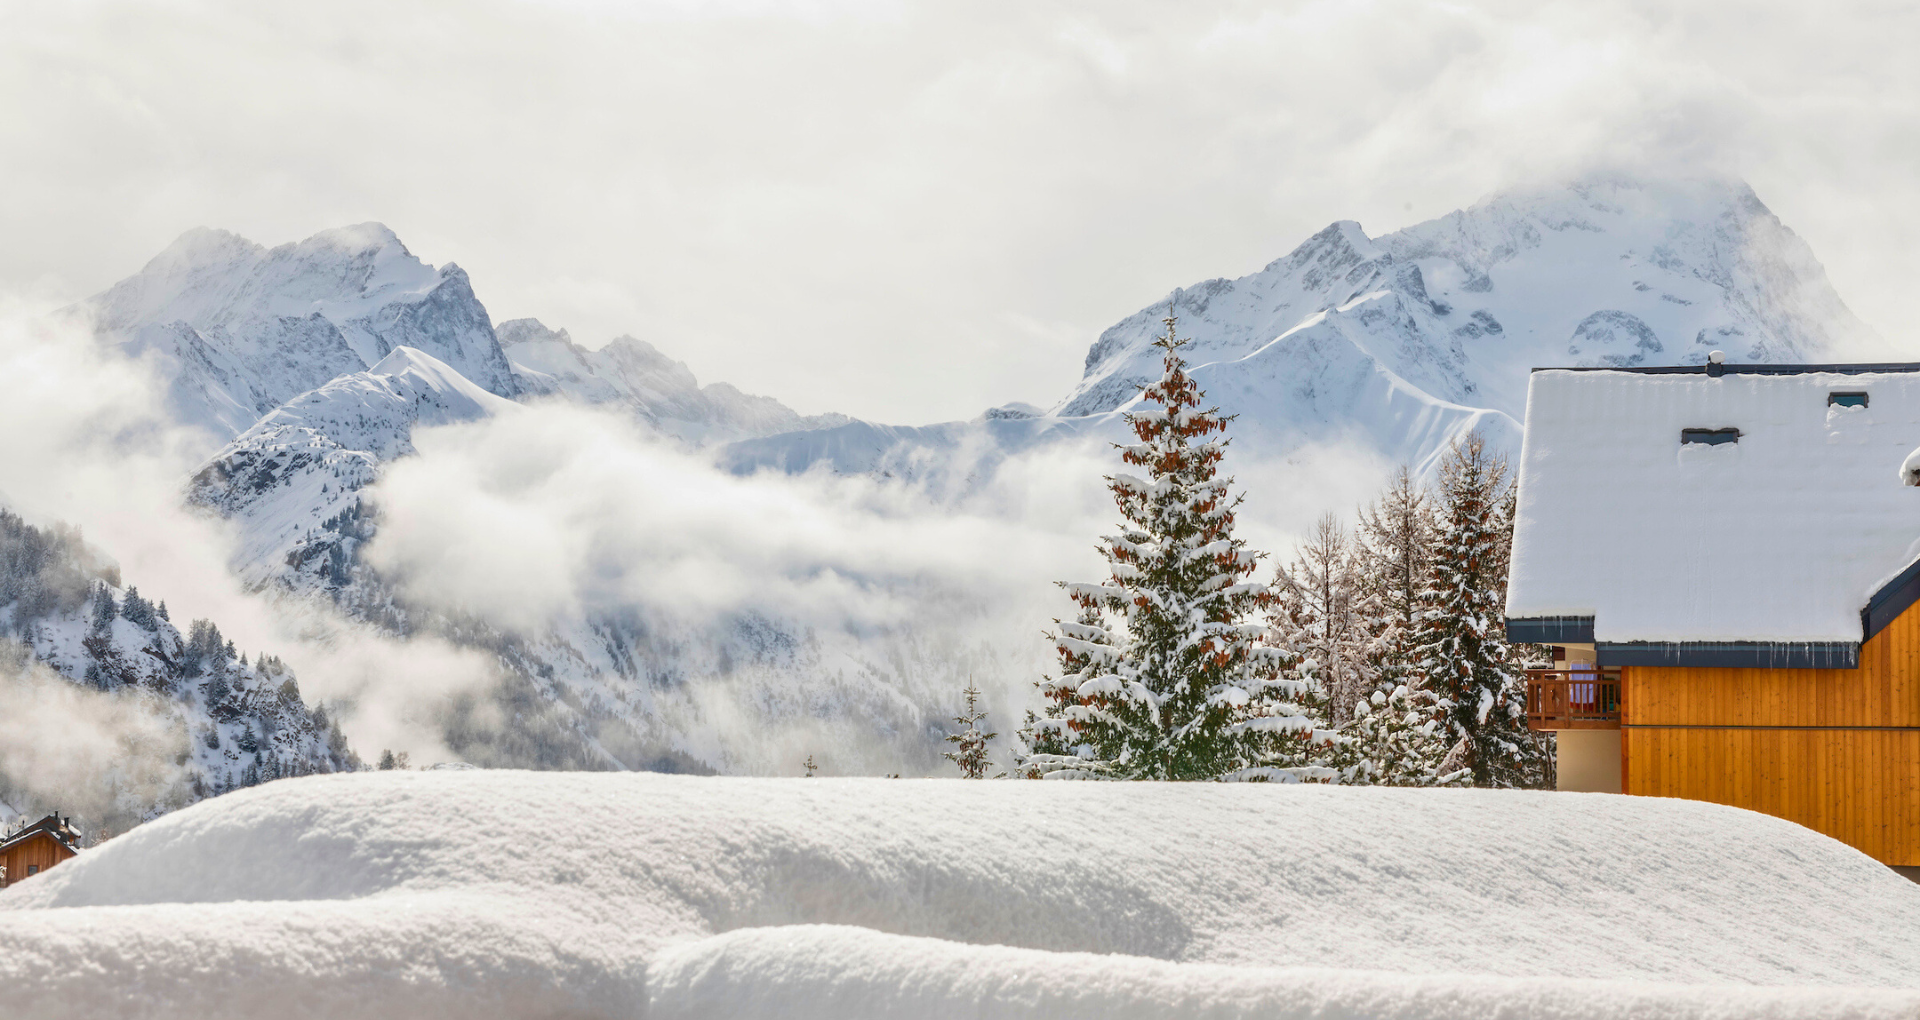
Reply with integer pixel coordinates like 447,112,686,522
1525,668,1621,730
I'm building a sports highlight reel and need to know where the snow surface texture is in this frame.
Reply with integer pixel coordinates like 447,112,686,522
2,772,1918,1019
733,175,1881,485
498,317,848,445
1508,368,1920,642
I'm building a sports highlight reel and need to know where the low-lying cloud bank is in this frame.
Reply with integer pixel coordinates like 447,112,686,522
359,400,1392,773
0,643,190,833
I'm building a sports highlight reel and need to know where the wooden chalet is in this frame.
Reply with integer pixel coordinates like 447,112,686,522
0,813,82,887
1506,360,1920,870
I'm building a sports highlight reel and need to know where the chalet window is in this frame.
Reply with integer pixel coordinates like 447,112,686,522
1680,427,1741,445
26,865,37,875
1829,391,1868,408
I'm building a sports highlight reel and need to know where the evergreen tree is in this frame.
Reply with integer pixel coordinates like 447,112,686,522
1340,682,1460,786
1024,314,1326,781
943,683,998,779
121,586,154,630
1414,433,1547,788
156,600,169,622
89,582,117,632
1272,513,1375,727
1355,466,1433,696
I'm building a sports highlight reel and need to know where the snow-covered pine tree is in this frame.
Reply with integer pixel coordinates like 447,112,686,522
89,582,116,632
943,682,999,779
1338,467,1455,785
1414,432,1548,788
121,586,154,630
1025,314,1325,782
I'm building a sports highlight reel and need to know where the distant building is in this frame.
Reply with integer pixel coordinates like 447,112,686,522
0,814,83,887
1506,360,1920,867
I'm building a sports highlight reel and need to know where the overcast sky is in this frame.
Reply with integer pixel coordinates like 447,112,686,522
3,0,1916,422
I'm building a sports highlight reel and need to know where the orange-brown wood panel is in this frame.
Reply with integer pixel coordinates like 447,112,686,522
1616,602,1920,867
1626,611,1920,728
1624,727,1920,865
0,834,75,887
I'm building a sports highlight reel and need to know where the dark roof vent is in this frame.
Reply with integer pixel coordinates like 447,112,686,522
1829,391,1868,408
1681,427,1741,446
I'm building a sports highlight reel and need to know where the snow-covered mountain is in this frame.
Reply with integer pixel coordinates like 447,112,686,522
738,176,1883,481
188,346,518,602
79,224,519,438
499,318,847,444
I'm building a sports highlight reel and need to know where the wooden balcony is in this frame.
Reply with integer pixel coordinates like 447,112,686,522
1526,669,1621,730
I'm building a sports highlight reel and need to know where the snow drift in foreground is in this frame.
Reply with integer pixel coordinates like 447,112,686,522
1,774,1917,1019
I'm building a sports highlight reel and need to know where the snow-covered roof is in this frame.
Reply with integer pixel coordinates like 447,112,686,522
1506,364,1920,661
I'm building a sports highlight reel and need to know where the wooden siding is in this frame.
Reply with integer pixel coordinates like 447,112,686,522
0,832,75,888
1623,605,1920,866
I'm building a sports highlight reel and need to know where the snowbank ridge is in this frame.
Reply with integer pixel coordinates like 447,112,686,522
1,772,1916,1019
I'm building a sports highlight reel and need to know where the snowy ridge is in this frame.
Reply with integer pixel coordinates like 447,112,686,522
188,347,518,596
81,224,519,438
0,773,1916,1018
1062,177,1876,428
733,176,1882,487
500,318,847,445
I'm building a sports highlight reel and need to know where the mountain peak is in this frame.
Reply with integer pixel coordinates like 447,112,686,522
295,222,409,258
1047,172,1881,472
142,226,264,275
496,317,573,348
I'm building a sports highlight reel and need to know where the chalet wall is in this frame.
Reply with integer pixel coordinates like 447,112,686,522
1624,603,1920,866
0,834,72,888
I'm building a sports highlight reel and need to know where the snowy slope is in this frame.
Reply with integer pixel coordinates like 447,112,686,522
500,317,847,444
81,224,520,438
0,510,356,830
738,175,1882,484
187,347,518,597
0,773,1916,1019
